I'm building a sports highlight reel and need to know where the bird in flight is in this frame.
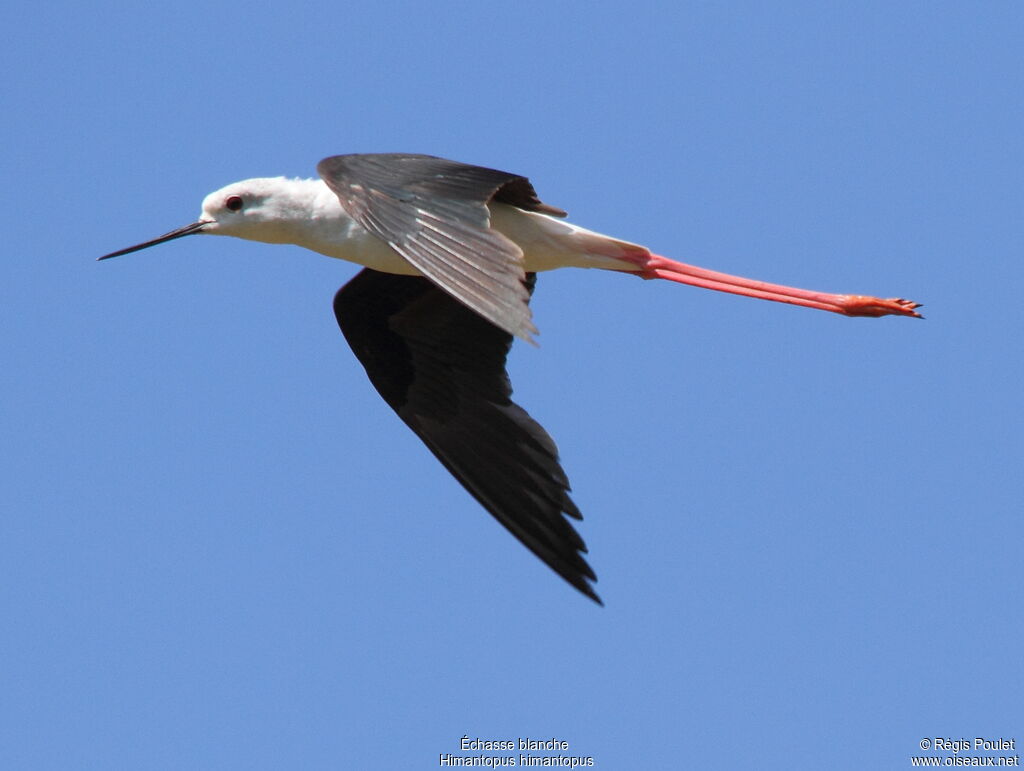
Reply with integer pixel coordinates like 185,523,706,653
99,153,921,603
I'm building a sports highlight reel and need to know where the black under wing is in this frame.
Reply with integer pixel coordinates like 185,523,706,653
334,268,599,603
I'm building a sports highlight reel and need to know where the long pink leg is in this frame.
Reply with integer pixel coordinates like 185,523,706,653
621,252,922,318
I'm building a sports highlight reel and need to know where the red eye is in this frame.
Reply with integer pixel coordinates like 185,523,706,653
225,195,244,211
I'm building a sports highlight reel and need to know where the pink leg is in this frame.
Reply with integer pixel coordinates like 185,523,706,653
623,252,922,319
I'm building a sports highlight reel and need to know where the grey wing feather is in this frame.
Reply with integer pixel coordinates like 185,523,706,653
317,153,567,342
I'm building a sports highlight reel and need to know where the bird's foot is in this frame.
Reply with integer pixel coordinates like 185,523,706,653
838,296,923,319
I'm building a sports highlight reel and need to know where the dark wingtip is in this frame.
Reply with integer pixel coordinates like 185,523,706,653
571,566,602,605
581,585,602,606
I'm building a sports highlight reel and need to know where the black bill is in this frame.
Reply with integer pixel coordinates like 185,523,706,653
97,221,208,261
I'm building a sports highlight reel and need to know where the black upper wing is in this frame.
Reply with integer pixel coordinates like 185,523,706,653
318,153,567,344
334,268,599,603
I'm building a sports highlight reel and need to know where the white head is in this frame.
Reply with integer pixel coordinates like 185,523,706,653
198,177,327,242
98,177,325,260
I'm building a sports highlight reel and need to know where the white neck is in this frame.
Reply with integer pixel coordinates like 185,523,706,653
231,178,415,274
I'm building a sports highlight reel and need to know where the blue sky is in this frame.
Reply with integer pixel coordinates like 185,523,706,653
2,2,1021,768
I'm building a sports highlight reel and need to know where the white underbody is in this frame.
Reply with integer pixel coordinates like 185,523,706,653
202,178,647,276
